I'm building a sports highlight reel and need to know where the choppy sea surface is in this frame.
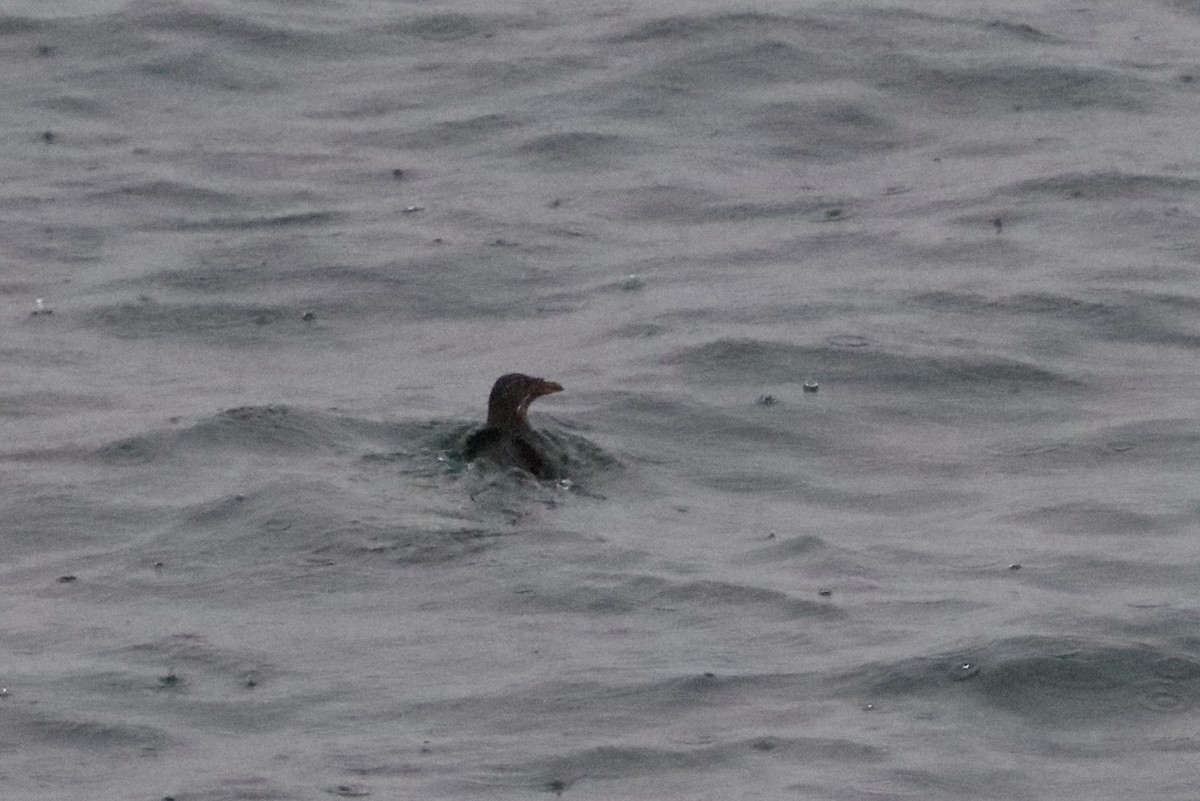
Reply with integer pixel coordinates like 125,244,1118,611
3,1,1200,798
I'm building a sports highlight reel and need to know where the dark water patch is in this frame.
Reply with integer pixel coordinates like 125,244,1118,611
0,220,104,263
143,260,276,294
984,20,1061,42
698,470,806,494
207,406,355,453
177,490,265,532
542,425,620,487
913,290,1113,322
313,522,508,566
1021,555,1199,594
796,482,970,516
0,390,113,418
509,572,837,619
911,290,992,314
0,490,152,557
122,250,565,321
138,47,282,92
480,732,881,794
1004,503,1175,537
701,199,851,224
132,5,336,54
739,534,881,585
608,321,666,339
1096,297,1200,349
384,13,493,41
86,298,321,342
993,417,1200,469
457,747,719,794
408,670,816,734
596,78,710,121
95,432,171,465
37,94,112,117
234,257,579,322
171,208,339,231
301,91,418,120
462,52,601,92
981,644,1200,720
170,777,293,801
602,393,827,456
650,39,829,89
610,12,823,44
515,131,636,169
1080,418,1200,462
1138,290,1200,314
852,636,1200,723
889,62,1144,113
614,183,722,225
536,743,729,780
0,15,47,35
640,298,858,329
747,100,909,163
93,407,415,471
738,734,883,762
646,670,814,706
662,339,811,383
159,483,387,568
664,338,1079,393
914,290,1200,348
399,112,522,149
109,633,277,683
355,11,552,46
652,579,841,619
870,230,1032,272
751,534,828,558
1001,170,1200,200
506,573,669,615
183,406,414,457
12,716,170,751
872,766,1032,799
1165,0,1200,18
87,409,611,533
146,475,504,574
363,421,473,466
89,409,595,484
88,179,240,209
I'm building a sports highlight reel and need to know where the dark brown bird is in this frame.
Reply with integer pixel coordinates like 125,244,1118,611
462,373,563,479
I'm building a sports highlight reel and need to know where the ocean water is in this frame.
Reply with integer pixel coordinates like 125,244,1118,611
3,1,1200,798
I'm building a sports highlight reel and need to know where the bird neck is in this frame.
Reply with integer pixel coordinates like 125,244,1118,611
487,401,531,431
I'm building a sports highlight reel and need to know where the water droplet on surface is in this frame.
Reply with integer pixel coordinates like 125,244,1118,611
950,661,980,680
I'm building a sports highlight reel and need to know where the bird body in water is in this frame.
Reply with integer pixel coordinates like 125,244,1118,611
462,373,563,479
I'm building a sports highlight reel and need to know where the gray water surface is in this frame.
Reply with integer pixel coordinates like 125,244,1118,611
3,1,1200,798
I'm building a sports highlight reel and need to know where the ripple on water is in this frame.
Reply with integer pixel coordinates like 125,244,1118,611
663,337,1079,394
1134,656,1200,714
515,131,638,170
86,299,317,343
1000,170,1200,201
852,638,1200,725
745,100,910,163
19,715,170,751
979,643,1200,723
608,12,812,44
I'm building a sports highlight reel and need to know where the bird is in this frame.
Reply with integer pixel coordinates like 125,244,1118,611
462,373,563,479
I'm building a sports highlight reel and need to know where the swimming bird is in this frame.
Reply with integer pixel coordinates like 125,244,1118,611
462,373,563,479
